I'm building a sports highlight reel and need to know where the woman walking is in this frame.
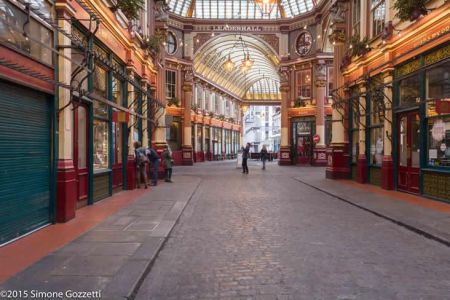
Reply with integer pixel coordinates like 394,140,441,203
162,145,174,183
260,145,268,170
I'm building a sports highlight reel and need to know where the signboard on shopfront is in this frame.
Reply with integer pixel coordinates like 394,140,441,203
436,99,450,114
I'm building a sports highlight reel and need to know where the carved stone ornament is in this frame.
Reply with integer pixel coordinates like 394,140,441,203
155,0,170,22
329,2,346,24
184,66,194,82
328,29,346,46
315,79,327,87
278,68,289,83
314,63,327,77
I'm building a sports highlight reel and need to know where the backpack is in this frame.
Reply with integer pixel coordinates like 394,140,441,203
136,148,148,165
147,148,160,162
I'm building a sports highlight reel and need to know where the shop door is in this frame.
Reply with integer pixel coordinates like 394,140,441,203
297,135,313,164
397,111,420,193
74,105,89,203
0,81,51,244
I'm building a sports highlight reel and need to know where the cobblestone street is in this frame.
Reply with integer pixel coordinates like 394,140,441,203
134,161,450,300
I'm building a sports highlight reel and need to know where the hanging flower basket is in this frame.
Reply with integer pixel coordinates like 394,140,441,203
349,35,371,57
111,0,145,20
141,31,166,55
394,0,428,22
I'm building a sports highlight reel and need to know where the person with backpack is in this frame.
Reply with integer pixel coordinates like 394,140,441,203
134,141,148,189
260,145,268,170
162,145,174,183
146,146,161,186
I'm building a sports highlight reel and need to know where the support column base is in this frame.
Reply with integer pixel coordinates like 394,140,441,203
278,146,291,166
356,155,368,183
313,146,328,166
56,159,77,223
182,145,194,166
326,143,351,179
126,155,136,190
381,155,394,190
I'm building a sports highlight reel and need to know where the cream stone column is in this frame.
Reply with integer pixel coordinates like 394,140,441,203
56,3,76,222
141,81,149,147
315,62,327,147
326,0,351,179
356,81,368,183
278,67,291,165
182,66,194,165
314,61,328,165
127,71,137,156
382,70,394,189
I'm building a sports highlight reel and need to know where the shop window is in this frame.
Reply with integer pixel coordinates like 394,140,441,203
77,106,87,169
166,116,181,151
165,70,176,99
399,74,420,107
0,0,53,65
325,116,332,146
352,0,361,37
350,90,360,163
197,125,203,151
426,61,450,167
369,82,384,166
93,65,108,120
370,0,385,37
327,66,334,98
93,118,109,170
165,32,177,54
112,76,123,105
297,69,312,99
370,127,384,165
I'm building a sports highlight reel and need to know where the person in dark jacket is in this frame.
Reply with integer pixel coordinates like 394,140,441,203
162,145,173,183
260,145,268,170
134,141,148,189
242,142,250,174
146,146,160,186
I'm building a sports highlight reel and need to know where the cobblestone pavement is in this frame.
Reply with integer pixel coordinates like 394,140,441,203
135,161,450,300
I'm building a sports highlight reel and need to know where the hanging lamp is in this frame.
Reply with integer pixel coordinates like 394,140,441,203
254,0,277,16
223,54,235,72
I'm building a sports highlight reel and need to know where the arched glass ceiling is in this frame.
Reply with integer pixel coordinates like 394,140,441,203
167,0,319,19
194,34,281,100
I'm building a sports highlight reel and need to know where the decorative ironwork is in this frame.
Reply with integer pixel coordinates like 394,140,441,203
424,44,450,66
396,59,421,77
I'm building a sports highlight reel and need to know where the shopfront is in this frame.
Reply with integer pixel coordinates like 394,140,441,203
291,117,315,164
393,43,450,201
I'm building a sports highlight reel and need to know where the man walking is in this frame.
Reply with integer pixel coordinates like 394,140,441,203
242,142,250,174
146,146,161,186
134,141,148,189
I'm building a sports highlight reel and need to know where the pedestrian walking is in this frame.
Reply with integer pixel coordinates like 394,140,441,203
134,141,148,189
242,142,250,174
260,145,268,170
162,145,174,183
146,146,161,186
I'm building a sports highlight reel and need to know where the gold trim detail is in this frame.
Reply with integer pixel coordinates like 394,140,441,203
424,44,450,66
396,59,421,77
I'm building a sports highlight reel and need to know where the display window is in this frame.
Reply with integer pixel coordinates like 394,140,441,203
93,118,109,170
399,74,420,107
426,60,450,167
297,69,312,99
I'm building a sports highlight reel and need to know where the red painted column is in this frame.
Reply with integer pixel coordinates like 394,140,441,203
381,155,394,190
56,159,77,222
126,155,136,190
356,154,368,183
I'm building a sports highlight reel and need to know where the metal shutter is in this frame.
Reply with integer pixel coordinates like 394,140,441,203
0,80,51,244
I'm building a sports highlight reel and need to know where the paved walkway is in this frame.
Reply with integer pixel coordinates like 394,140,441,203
1,160,450,300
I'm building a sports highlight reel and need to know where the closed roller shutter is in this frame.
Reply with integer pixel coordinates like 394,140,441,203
0,80,51,244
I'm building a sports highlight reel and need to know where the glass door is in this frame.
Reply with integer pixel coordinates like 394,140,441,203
397,111,420,193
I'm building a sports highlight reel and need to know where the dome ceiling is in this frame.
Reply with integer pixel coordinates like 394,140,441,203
167,0,319,19
194,34,280,101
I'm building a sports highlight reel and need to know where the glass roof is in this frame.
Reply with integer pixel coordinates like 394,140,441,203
167,0,318,19
194,34,281,100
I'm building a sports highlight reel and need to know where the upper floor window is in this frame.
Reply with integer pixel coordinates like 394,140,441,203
165,32,177,54
0,0,53,65
371,0,385,37
297,69,312,99
352,0,361,37
165,70,176,99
